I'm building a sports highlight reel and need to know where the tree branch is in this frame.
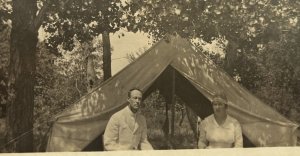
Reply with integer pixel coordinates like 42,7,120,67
33,0,73,32
33,0,51,32
75,79,82,97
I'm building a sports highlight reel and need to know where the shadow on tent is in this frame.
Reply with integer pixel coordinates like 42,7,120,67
82,66,255,151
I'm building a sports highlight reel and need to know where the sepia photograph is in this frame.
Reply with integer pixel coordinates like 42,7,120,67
0,0,300,155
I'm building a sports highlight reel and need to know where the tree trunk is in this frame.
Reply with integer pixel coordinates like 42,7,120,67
86,55,96,92
102,31,111,80
223,39,239,76
6,0,38,152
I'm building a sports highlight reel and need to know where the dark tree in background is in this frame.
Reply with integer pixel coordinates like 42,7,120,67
0,2,10,114
2,0,134,151
5,0,72,152
7,0,38,152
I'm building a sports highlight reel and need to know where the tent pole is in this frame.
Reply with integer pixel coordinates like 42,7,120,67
171,68,175,137
162,100,169,138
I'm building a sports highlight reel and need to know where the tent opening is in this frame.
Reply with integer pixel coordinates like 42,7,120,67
81,66,255,151
46,35,297,152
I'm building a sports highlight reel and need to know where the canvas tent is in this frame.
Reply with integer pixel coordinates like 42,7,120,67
46,35,299,151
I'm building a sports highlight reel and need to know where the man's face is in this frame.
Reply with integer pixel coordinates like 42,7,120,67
128,90,142,112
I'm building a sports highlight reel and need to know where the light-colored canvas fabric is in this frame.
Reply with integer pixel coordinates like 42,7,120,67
46,35,298,151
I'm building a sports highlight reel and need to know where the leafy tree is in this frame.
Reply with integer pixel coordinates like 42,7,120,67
6,0,39,151
33,39,103,151
130,0,298,76
5,0,74,152
1,0,298,152
1,0,109,151
43,0,135,80
130,0,300,121
0,1,11,120
2,0,137,151
254,22,300,120
0,0,10,31
0,26,10,114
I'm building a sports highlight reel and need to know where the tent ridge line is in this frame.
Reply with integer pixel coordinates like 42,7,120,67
56,59,174,123
50,36,170,119
140,60,174,92
185,38,296,124
229,104,299,128
171,65,298,128
46,35,300,151
170,64,214,96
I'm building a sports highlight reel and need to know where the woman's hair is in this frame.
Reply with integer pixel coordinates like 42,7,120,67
212,91,228,108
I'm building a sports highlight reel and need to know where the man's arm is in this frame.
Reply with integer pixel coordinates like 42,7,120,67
139,117,153,150
233,121,243,148
103,115,122,151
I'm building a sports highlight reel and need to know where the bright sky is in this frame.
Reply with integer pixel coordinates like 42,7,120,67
110,30,151,75
109,31,225,75
39,28,223,76
38,28,152,75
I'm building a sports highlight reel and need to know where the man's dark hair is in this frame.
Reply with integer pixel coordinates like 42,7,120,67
128,88,143,98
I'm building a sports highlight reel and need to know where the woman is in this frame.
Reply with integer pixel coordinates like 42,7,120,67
198,92,243,149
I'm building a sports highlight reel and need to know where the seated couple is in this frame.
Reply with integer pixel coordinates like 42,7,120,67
103,88,243,150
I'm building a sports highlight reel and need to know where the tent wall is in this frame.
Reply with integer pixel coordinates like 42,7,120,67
159,66,257,147
46,35,181,151
82,133,104,151
169,39,298,146
46,35,298,151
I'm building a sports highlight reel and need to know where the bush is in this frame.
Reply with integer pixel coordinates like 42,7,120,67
142,90,197,149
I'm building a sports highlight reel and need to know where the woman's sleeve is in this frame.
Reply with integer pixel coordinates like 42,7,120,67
233,121,243,148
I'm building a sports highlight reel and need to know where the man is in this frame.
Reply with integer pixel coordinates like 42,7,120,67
103,88,153,151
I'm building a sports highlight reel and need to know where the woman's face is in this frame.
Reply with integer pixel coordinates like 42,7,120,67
212,101,227,116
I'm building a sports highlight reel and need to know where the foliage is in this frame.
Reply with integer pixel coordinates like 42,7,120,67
0,0,299,151
128,0,299,81
254,26,300,120
0,2,11,118
129,0,298,44
0,28,104,151
129,0,300,122
0,0,11,31
141,90,196,149
0,26,10,114
33,38,103,151
41,0,137,79
0,0,106,152
42,0,129,52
